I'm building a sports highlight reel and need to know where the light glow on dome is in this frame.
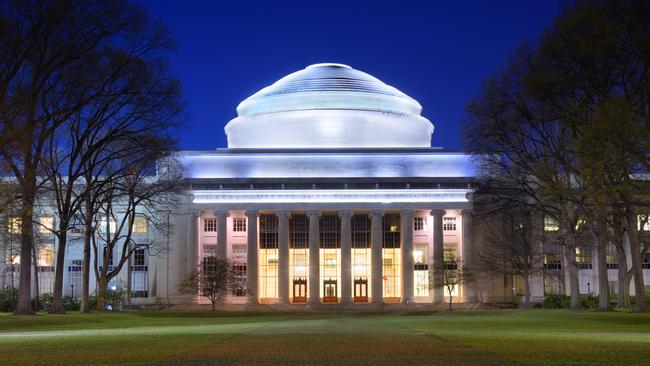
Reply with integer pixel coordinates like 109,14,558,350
225,63,434,149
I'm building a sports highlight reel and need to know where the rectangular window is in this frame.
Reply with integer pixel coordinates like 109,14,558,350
132,216,148,233
259,214,278,299
544,216,559,232
8,217,21,234
39,217,54,234
99,217,117,233
643,253,650,269
233,244,246,255
413,217,425,232
203,218,217,232
38,246,54,267
290,214,309,302
606,245,618,269
233,218,246,232
203,245,217,257
382,214,401,300
320,215,341,300
576,247,592,269
638,215,650,231
319,215,340,249
133,248,146,267
232,264,247,296
351,215,371,301
413,243,429,297
443,217,456,231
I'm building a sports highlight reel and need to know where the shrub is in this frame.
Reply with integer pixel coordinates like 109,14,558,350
0,287,18,312
32,293,53,311
542,294,570,309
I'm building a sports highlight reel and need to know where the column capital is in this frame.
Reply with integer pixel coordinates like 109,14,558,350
430,209,447,217
399,209,415,218
460,209,474,217
338,210,353,219
369,210,384,218
275,210,291,219
245,210,260,218
307,210,321,218
215,210,230,218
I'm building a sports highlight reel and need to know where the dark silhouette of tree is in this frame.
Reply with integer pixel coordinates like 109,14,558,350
0,0,183,315
178,257,235,311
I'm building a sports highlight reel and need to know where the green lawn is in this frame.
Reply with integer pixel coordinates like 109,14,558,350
1,309,650,365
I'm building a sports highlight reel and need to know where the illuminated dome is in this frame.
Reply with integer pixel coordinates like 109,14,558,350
225,63,434,148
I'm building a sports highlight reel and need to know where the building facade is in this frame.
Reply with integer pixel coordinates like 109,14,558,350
2,63,649,307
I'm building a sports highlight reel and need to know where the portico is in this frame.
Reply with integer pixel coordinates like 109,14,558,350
182,63,478,308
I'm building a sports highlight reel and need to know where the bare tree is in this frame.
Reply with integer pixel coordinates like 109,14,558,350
442,250,463,311
475,200,544,308
178,257,235,312
90,152,183,311
0,0,183,314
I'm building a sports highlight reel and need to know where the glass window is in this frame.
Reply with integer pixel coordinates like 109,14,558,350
233,244,246,255
38,246,54,267
351,215,371,302
39,217,54,233
413,217,425,232
443,217,456,231
290,214,309,303
320,215,341,301
259,214,278,299
133,248,146,266
233,218,246,232
203,218,217,232
232,264,247,296
99,217,117,233
413,243,429,297
576,247,592,269
382,214,401,300
638,215,650,231
8,217,21,234
132,216,147,233
544,216,559,232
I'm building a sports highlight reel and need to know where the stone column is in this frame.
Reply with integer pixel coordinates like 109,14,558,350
339,210,353,304
245,210,259,305
277,211,290,304
461,209,476,303
401,210,415,304
308,211,321,305
216,211,229,260
431,210,445,304
370,210,383,305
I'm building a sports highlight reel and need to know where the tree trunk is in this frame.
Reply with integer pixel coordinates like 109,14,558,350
80,199,93,313
49,230,68,313
15,184,36,315
625,206,647,312
591,219,611,311
563,235,581,309
96,278,107,312
31,244,39,311
522,271,531,308
615,244,630,308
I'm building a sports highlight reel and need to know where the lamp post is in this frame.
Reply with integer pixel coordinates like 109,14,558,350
587,282,590,295
71,283,74,298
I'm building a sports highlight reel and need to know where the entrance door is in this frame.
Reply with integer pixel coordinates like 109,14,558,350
323,279,338,303
293,278,307,303
354,277,368,303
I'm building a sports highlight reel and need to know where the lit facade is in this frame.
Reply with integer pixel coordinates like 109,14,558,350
2,63,649,308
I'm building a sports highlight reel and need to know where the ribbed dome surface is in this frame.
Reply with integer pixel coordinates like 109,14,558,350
236,63,423,116
225,63,434,149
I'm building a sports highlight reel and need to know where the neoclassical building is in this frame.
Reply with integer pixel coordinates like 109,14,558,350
179,63,480,306
4,63,648,308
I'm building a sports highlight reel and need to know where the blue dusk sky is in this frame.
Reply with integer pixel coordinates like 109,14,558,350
139,0,561,150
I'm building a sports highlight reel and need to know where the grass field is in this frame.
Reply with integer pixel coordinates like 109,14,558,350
1,309,650,365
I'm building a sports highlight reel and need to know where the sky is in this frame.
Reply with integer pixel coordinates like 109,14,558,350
138,0,562,151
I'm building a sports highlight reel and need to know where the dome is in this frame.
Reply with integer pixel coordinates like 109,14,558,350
225,63,434,149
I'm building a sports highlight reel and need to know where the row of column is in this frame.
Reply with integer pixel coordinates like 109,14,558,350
211,209,472,305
